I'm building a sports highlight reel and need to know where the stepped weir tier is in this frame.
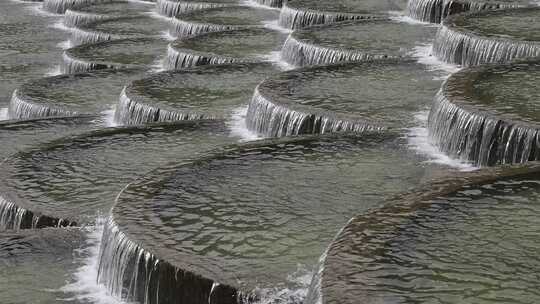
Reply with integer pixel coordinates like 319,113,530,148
165,28,286,69
1,0,540,304
281,19,436,66
433,8,540,66
169,6,279,38
428,60,540,166
117,63,278,124
246,60,442,137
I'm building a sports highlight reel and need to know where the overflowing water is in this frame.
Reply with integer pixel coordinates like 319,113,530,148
406,0,525,23
278,4,371,29
169,18,239,39
2,0,540,303
43,0,113,14
246,88,385,137
433,25,540,66
60,217,127,304
428,90,540,166
164,44,240,70
8,90,77,119
114,88,206,125
155,0,228,17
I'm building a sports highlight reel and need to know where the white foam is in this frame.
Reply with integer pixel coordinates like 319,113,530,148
0,108,8,121
160,30,177,41
409,43,461,79
388,10,431,25
263,20,293,34
260,51,295,71
60,217,126,304
241,0,281,10
252,265,312,304
406,110,477,171
57,40,73,50
227,106,262,142
102,105,119,127
45,65,63,76
51,20,74,32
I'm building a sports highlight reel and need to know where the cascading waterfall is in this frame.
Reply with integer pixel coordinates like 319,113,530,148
43,0,113,14
169,18,240,39
0,196,32,231
97,216,238,304
69,27,114,46
8,90,77,119
156,0,228,17
281,35,389,67
114,88,207,125
0,195,75,231
427,90,540,166
406,0,524,23
61,52,112,73
278,4,374,30
253,0,283,8
164,45,241,70
246,87,384,137
64,9,108,27
433,25,540,66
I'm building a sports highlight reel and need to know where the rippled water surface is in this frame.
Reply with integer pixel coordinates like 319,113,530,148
115,134,446,294
129,63,278,116
175,28,286,58
295,20,436,55
286,0,408,13
180,6,279,25
68,37,168,67
452,8,540,41
262,61,443,127
326,176,540,303
0,121,236,223
467,63,540,123
0,1,67,106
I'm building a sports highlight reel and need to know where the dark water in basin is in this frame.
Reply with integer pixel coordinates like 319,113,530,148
67,37,168,68
285,0,408,13
0,121,236,224
450,62,540,124
172,28,286,59
452,8,540,41
0,1,67,106
128,63,278,117
80,15,170,37
327,176,540,303
179,6,279,25
72,1,153,15
260,60,443,128
114,134,447,295
17,68,145,115
293,20,436,55
0,228,86,304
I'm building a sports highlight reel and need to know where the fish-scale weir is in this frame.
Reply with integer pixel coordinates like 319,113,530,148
156,0,234,17
169,6,278,39
428,61,540,166
246,59,442,137
277,0,405,29
165,28,285,69
317,163,540,304
406,0,530,23
281,19,436,67
433,8,540,66
43,0,113,14
116,63,277,125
